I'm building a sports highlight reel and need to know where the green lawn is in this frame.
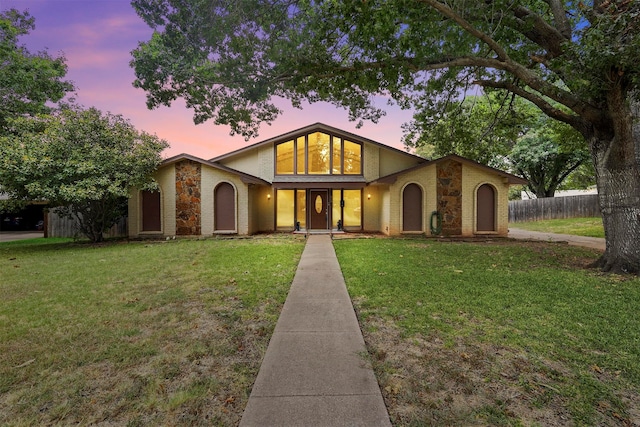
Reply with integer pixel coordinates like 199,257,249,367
0,236,305,426
335,238,640,426
511,216,605,238
3,234,637,426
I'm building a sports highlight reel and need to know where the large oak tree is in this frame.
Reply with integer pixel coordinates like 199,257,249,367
130,0,640,274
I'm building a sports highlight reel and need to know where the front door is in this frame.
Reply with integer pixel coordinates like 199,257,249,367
309,190,328,229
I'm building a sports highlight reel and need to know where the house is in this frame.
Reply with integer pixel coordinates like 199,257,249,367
128,123,527,238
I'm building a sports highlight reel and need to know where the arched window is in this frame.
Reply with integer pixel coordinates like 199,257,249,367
476,184,496,232
402,184,423,231
215,183,236,231
141,190,161,232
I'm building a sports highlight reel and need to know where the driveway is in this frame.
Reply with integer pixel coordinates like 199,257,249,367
508,227,605,251
0,231,45,243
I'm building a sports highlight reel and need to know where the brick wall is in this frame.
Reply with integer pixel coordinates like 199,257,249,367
382,160,511,237
461,166,510,235
129,165,176,237
363,144,380,181
200,165,254,235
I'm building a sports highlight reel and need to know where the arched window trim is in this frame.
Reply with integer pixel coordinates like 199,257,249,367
401,182,424,233
214,181,238,234
474,182,498,234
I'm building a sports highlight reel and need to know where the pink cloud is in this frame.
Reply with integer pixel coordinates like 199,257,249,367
3,0,415,161
65,48,131,69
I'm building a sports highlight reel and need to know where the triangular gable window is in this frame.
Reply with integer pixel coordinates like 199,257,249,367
275,131,361,175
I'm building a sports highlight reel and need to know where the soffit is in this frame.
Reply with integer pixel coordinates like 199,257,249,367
272,175,367,189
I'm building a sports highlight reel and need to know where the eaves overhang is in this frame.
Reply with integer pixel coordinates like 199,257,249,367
370,154,528,186
161,153,271,186
272,175,367,189
210,122,428,165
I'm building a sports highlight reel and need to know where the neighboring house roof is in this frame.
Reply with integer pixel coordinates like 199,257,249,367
210,122,429,164
521,187,597,199
371,154,528,185
161,153,271,186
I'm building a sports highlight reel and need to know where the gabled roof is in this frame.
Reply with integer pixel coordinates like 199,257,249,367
371,154,528,185
210,122,428,164
161,153,270,186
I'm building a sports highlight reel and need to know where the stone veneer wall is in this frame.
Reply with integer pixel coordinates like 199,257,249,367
175,160,201,235
437,160,462,235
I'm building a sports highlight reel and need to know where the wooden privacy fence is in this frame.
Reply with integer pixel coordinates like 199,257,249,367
46,209,127,238
509,194,601,223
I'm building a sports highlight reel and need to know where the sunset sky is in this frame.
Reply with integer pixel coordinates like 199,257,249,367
2,0,415,159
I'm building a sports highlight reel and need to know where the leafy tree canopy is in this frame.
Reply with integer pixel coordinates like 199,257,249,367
407,93,592,197
130,0,640,273
0,107,168,242
406,92,527,167
510,115,591,197
0,9,74,134
131,0,640,138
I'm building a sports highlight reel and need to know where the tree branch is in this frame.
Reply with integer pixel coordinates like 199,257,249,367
417,0,509,61
409,2,604,130
545,0,572,39
275,48,605,132
475,79,579,126
511,5,569,58
557,158,585,183
272,55,506,83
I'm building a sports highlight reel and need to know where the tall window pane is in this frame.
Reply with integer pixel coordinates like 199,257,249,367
276,140,294,174
296,136,306,174
343,189,361,228
344,140,361,174
332,137,342,174
332,189,341,228
308,132,330,174
296,189,306,228
276,190,295,228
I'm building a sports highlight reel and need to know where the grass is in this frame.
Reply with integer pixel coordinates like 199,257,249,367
4,233,637,426
334,238,640,426
0,235,305,426
511,217,605,238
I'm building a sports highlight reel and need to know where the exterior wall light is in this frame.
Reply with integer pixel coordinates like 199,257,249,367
367,193,371,200
267,193,271,200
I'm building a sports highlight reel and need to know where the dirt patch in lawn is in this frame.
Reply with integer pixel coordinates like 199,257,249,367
0,298,271,426
398,235,600,272
357,313,638,426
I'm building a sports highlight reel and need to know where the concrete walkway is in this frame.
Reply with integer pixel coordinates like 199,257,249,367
0,231,44,242
240,235,391,427
509,227,605,251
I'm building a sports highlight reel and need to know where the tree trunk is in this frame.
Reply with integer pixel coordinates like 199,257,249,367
589,91,640,274
543,187,556,198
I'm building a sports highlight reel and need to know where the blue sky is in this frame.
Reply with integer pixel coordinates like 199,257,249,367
2,0,414,158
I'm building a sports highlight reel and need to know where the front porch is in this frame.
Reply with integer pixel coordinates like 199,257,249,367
275,187,364,233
